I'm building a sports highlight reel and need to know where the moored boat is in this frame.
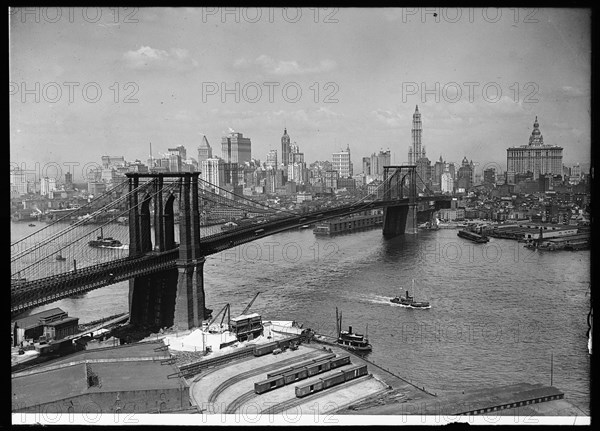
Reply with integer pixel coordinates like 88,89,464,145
457,229,489,243
335,308,372,352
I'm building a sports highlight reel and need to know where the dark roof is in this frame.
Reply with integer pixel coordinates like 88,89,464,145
44,317,79,327
14,308,66,330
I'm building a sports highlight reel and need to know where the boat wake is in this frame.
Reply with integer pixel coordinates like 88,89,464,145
99,244,129,250
392,303,431,310
363,294,396,305
361,294,431,309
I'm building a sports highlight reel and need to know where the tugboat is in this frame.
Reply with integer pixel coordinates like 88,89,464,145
88,228,124,249
391,279,431,309
335,308,372,352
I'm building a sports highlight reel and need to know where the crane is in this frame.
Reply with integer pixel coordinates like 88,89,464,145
206,303,231,333
240,291,261,316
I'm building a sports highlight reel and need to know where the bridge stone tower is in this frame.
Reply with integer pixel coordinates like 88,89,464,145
382,165,418,236
126,173,209,330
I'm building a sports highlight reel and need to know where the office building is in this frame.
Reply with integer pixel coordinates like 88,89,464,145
222,131,252,165
506,117,563,180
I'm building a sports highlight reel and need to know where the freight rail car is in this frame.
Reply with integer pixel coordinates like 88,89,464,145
254,354,352,394
294,364,368,398
266,353,337,378
252,336,303,357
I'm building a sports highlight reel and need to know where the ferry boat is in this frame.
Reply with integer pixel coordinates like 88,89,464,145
335,308,372,352
391,279,430,309
221,222,238,231
88,228,124,249
457,229,489,243
88,237,124,249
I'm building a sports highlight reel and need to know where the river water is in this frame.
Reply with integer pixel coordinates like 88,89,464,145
11,221,591,414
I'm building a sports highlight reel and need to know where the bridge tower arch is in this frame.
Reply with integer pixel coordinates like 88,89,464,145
126,173,209,331
382,165,418,237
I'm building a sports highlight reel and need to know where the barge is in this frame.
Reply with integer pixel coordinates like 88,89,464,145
313,210,383,235
457,229,489,243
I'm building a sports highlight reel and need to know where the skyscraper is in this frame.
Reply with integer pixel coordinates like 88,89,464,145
281,128,291,167
65,171,73,188
408,105,426,164
415,157,431,191
289,142,304,164
370,150,391,177
362,157,371,175
457,157,474,191
197,136,213,164
484,167,496,185
433,156,445,187
201,158,225,192
221,131,251,165
332,145,353,178
266,149,278,169
441,169,454,194
506,117,563,180
168,146,186,172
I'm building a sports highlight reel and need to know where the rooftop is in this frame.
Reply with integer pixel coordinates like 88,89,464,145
12,341,178,409
13,308,67,330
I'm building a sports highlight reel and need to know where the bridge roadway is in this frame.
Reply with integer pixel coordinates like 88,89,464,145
11,199,413,316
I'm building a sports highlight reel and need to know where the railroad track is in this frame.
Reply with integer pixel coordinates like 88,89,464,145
260,374,374,416
224,390,257,414
177,347,255,378
207,352,324,405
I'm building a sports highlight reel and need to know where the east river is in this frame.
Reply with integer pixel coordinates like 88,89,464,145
11,221,591,415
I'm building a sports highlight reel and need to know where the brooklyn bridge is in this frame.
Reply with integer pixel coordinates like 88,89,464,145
11,165,451,328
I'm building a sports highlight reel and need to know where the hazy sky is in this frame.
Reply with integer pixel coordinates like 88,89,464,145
10,7,590,180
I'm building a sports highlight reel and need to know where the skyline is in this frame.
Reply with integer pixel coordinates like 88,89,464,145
10,8,591,176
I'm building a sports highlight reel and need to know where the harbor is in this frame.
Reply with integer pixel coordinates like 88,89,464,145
12,317,584,418
10,225,591,420
10,6,591,425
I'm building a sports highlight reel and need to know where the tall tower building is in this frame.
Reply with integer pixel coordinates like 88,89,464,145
221,131,251,165
408,105,426,164
266,149,278,169
168,145,186,172
281,128,291,167
197,136,213,164
201,158,225,192
370,150,391,177
506,117,563,180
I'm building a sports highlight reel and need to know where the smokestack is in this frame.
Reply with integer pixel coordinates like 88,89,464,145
349,326,352,334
